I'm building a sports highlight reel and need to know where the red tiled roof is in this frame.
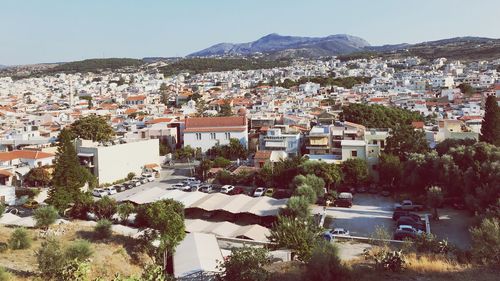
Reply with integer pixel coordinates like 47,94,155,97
126,95,146,101
0,150,55,162
146,118,173,125
185,116,246,129
411,121,424,129
254,150,272,160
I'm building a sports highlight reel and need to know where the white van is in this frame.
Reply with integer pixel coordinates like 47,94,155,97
220,185,235,194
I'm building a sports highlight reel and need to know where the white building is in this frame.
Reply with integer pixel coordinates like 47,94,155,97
183,116,248,153
76,138,159,184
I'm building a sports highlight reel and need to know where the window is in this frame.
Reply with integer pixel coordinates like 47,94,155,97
210,133,216,139
380,140,385,148
351,150,357,157
225,132,231,140
196,133,201,140
372,164,378,171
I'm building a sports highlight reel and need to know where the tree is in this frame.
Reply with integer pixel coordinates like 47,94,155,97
299,160,342,189
457,83,474,95
36,237,66,279
305,241,348,281
427,186,443,220
8,228,31,250
0,204,5,219
70,115,115,142
64,239,93,262
293,184,317,204
127,172,136,180
136,199,185,265
385,125,430,161
282,196,311,219
94,219,113,239
33,205,58,230
217,246,271,281
196,159,213,181
218,99,233,116
268,216,323,261
24,167,51,187
213,156,231,168
292,174,325,198
175,145,195,161
207,139,248,160
93,196,117,220
117,202,135,223
48,129,95,212
341,158,369,186
470,217,500,265
68,193,94,220
378,153,402,187
480,95,500,146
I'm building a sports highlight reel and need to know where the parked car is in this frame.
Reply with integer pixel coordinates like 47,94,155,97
144,174,155,182
253,187,266,197
394,225,424,240
392,210,421,221
220,185,235,194
228,187,246,195
139,177,149,184
183,177,201,185
329,228,350,236
173,183,190,191
189,183,202,191
93,188,108,197
114,184,126,192
334,192,353,208
396,217,426,231
199,184,213,193
104,186,117,195
394,200,424,211
264,188,274,197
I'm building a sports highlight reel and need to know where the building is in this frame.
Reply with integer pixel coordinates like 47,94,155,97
183,116,248,153
259,126,302,156
76,138,159,184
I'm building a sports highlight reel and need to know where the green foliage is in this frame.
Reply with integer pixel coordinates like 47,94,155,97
196,159,213,181
341,158,369,186
34,205,58,229
213,156,231,168
117,202,135,223
48,129,95,212
480,95,500,146
127,172,136,180
470,217,500,265
0,267,10,281
175,145,195,160
292,174,325,198
412,233,453,254
305,241,348,281
206,138,248,160
378,153,402,187
217,246,271,281
0,242,7,253
36,237,66,279
70,115,115,142
364,248,407,272
457,83,475,95
60,259,91,281
427,186,443,219
293,184,317,204
52,58,143,73
214,170,234,185
342,103,423,129
277,76,371,89
160,57,290,76
0,205,5,219
268,216,323,261
218,99,234,116
282,196,312,219
94,219,113,239
8,228,31,250
299,160,342,189
68,192,94,220
65,239,93,262
435,138,476,156
25,167,52,187
385,125,430,161
93,196,117,220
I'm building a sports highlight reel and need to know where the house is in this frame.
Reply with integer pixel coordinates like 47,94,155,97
183,116,248,153
76,138,159,184
125,95,147,106
254,150,288,168
0,150,55,169
259,126,302,157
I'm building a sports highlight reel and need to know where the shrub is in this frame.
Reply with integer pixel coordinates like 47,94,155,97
293,184,317,204
305,241,349,281
213,156,231,168
33,205,58,229
470,217,500,265
60,259,91,281
35,237,66,279
93,196,117,220
0,205,5,218
94,219,112,239
117,202,135,223
0,242,7,253
217,246,270,281
64,240,93,261
364,248,407,272
8,228,31,250
0,267,11,281
283,196,311,219
127,172,136,180
413,233,453,254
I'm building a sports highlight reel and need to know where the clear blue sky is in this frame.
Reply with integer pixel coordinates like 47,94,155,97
1,0,499,65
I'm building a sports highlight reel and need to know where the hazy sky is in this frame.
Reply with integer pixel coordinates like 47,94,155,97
1,0,499,65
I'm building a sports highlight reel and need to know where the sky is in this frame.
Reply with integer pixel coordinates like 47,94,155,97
1,0,499,65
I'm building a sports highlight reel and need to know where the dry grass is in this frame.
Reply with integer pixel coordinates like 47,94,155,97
0,223,146,280
405,253,469,274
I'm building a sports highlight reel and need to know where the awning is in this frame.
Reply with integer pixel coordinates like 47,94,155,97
77,153,94,157
173,233,223,278
0,169,13,177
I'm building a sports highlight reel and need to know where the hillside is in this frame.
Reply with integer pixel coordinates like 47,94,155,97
51,58,144,73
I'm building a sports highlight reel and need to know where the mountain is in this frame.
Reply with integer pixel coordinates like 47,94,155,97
188,33,370,58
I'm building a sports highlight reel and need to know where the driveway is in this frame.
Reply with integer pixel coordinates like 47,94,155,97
429,208,474,249
313,193,396,238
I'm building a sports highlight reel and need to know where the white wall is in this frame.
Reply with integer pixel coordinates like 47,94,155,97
184,131,248,153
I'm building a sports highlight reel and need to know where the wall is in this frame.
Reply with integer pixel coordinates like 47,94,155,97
184,131,248,153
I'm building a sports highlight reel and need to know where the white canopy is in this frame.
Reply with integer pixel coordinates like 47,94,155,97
173,233,223,278
185,219,271,242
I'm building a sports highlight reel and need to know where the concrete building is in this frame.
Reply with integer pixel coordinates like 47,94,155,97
76,138,159,184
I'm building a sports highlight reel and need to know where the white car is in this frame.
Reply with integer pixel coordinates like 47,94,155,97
93,188,108,197
184,177,201,185
253,187,266,197
220,185,235,194
104,186,117,195
173,183,190,191
398,225,424,235
330,228,350,236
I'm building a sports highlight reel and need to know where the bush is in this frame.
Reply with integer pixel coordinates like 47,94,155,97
93,196,117,220
0,267,10,281
305,241,349,281
117,202,135,223
217,246,270,281
36,237,65,279
127,172,136,180
0,205,5,218
0,242,7,253
60,259,91,281
364,248,407,272
8,228,31,250
34,205,58,229
64,240,93,261
94,219,112,239
470,217,500,265
213,156,231,168
293,184,317,204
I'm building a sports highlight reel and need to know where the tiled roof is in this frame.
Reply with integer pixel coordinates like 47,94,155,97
185,116,246,129
126,95,146,101
254,150,272,160
0,150,55,162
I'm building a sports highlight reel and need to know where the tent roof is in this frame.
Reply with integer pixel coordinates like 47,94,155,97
173,233,223,278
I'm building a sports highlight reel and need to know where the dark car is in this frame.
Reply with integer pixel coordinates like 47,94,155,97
334,192,353,208
392,211,421,221
396,217,426,231
393,230,417,241
228,187,246,195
